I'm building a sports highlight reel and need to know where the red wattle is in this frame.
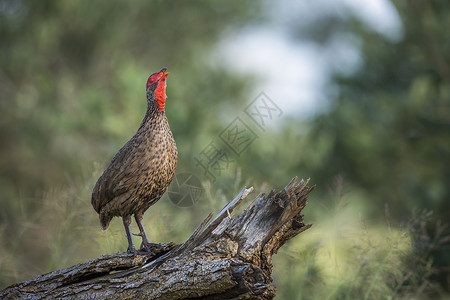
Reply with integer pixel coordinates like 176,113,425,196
155,79,167,111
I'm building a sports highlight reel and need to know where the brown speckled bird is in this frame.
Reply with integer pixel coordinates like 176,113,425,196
91,68,177,253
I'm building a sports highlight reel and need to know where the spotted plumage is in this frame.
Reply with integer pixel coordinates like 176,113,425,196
91,68,177,253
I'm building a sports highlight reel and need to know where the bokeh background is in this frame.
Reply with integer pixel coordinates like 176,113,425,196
1,0,449,298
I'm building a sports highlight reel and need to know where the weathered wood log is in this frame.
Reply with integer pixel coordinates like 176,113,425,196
0,177,313,299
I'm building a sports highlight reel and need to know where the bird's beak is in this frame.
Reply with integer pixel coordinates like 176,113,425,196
158,68,169,80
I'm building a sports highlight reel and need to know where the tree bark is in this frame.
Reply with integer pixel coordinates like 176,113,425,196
0,177,313,299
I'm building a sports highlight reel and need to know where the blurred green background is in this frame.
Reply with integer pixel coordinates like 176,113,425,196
0,0,449,299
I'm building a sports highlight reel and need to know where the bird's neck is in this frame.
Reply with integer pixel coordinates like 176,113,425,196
136,95,164,131
146,89,165,112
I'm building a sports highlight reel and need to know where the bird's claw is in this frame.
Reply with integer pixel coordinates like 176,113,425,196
140,242,165,255
127,246,137,254
127,245,158,256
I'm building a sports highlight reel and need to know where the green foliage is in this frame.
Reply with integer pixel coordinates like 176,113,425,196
291,2,450,295
303,0,450,219
0,0,449,298
272,1,450,297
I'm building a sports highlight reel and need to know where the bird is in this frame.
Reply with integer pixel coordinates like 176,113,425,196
91,68,178,253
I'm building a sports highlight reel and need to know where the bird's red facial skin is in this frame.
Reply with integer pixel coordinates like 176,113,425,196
155,77,167,112
146,73,159,88
147,74,157,88
147,69,169,112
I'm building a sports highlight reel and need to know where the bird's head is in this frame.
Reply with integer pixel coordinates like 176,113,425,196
146,68,169,112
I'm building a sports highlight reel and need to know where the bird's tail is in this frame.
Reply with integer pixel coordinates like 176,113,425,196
99,211,112,230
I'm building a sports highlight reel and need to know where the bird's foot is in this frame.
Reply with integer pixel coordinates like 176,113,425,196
140,241,165,254
127,246,137,254
127,245,156,256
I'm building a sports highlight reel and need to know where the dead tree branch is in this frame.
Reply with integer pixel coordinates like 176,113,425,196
0,177,314,299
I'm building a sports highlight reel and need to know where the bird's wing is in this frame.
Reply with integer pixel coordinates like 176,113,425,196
91,141,157,213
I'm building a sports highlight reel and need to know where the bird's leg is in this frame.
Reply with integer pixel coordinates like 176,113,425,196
123,215,136,253
134,213,164,253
